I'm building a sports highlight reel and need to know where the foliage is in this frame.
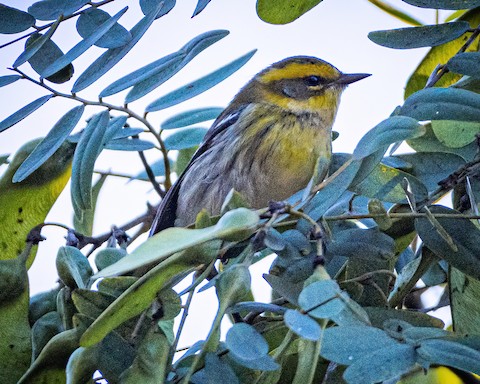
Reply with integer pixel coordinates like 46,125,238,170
1,0,480,384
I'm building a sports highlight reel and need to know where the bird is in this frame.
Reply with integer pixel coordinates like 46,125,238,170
150,56,370,235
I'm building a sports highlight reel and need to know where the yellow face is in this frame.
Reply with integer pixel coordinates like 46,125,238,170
255,56,368,114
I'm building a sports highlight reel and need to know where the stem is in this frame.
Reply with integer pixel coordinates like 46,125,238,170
11,67,172,194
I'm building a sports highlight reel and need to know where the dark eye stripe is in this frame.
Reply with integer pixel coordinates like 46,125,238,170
305,75,327,86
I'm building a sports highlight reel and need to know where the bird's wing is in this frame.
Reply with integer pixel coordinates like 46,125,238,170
149,106,245,235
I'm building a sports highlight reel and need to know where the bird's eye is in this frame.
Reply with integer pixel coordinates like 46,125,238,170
305,75,322,86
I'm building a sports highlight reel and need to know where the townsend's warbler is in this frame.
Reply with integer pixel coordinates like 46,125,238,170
151,56,370,233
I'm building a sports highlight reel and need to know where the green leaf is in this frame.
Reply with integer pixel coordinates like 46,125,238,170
72,3,161,93
24,32,75,83
28,0,89,20
74,174,107,236
192,0,211,16
164,127,208,150
298,280,346,319
94,208,259,277
146,50,256,112
352,163,429,203
71,110,110,215
42,7,128,78
400,87,480,122
226,323,269,360
415,205,480,279
202,354,239,384
321,325,399,365
284,309,322,340
368,21,470,49
402,0,480,9
13,105,84,182
431,120,480,148
55,246,93,289
366,0,423,26
417,338,480,374
0,75,21,87
353,116,425,160
0,95,52,134
31,312,63,360
447,52,480,77
76,8,131,49
161,107,223,129
344,343,416,384
140,0,176,19
256,0,323,24
0,4,35,34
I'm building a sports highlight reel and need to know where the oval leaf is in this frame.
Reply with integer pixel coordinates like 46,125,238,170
447,52,480,77
104,138,155,151
140,0,176,19
0,95,52,133
284,309,322,340
27,0,89,20
368,21,470,49
0,4,35,34
146,50,256,112
256,0,323,24
402,0,480,9
225,323,269,360
298,280,345,319
431,120,480,148
164,127,208,150
76,8,131,49
161,107,223,129
400,87,480,122
14,22,60,68
353,116,425,160
13,105,84,182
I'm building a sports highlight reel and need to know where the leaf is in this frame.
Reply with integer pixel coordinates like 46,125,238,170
132,158,169,180
450,267,480,334
366,0,423,26
161,107,223,129
321,325,399,365
431,120,480,148
140,0,176,19
202,354,239,384
24,32,74,83
353,116,425,160
400,87,480,122
163,127,208,150
126,30,230,103
74,174,107,237
0,95,53,134
55,246,93,289
344,343,417,384
76,8,132,49
284,309,322,340
192,0,212,16
447,52,480,77
298,280,346,319
402,0,480,9
0,75,21,88
71,110,110,215
146,50,256,112
13,105,84,182
104,138,155,151
27,0,89,20
256,0,323,24
72,3,162,93
42,7,128,78
415,205,480,279
0,4,35,34
352,163,429,203
417,338,480,374
93,208,259,277
225,323,269,360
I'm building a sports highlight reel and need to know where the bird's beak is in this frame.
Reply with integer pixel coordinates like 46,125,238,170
336,72,371,85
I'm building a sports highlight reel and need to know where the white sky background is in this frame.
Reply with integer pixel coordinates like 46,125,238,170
0,0,449,346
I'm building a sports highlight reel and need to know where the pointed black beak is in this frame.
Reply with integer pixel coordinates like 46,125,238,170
336,72,371,85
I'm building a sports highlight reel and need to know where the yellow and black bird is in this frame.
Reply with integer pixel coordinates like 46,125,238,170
151,56,370,234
